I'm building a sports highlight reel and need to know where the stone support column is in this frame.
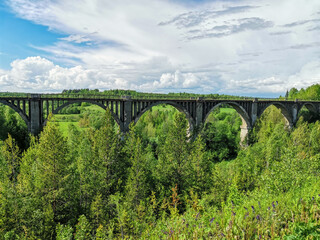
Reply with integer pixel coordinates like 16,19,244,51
291,99,298,127
122,96,132,133
195,97,204,128
29,94,42,135
251,98,258,126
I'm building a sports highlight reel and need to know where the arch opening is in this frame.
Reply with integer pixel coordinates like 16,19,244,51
0,102,29,150
134,101,194,135
258,103,293,128
253,105,291,145
134,103,193,144
47,101,120,136
297,103,318,124
202,103,248,162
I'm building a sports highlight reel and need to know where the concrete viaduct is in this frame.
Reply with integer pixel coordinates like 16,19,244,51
0,94,319,142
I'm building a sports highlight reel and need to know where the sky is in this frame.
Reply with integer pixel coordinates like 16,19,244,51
0,0,320,97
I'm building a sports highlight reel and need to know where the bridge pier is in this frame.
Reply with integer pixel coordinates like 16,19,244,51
195,98,204,127
29,94,43,135
291,101,299,127
251,98,258,126
122,96,132,132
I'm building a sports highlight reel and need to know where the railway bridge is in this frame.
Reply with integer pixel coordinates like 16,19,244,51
0,94,319,142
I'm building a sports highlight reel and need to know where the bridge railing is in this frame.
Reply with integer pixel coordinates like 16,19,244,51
40,94,257,100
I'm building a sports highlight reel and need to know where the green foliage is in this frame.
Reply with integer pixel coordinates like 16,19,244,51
1,87,320,238
288,84,320,100
284,222,320,239
0,105,29,151
75,215,92,240
202,109,241,162
56,223,73,240
156,112,191,196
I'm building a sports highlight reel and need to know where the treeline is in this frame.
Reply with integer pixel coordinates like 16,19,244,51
286,84,320,100
61,89,252,99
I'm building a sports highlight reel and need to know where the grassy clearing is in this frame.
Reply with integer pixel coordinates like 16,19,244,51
83,104,105,112
220,107,236,113
55,122,80,137
53,114,80,122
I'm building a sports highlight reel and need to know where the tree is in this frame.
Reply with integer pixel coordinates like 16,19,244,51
156,112,191,197
17,119,70,238
124,126,148,210
90,109,125,199
189,135,210,194
0,136,21,236
1,134,20,183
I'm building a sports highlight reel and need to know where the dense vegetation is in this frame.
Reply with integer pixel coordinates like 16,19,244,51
286,84,320,100
0,85,320,239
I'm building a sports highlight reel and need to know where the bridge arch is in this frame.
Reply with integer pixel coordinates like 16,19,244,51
203,102,251,144
0,100,29,126
43,100,121,127
204,102,251,129
298,102,317,115
296,102,318,123
134,101,195,132
258,102,293,127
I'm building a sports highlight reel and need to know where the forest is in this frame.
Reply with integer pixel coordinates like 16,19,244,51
0,84,320,239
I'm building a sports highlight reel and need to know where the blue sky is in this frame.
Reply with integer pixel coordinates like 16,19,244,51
0,0,320,96
0,3,64,68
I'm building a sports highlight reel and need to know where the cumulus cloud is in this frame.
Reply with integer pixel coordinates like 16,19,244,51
153,71,199,89
287,61,320,88
0,57,213,93
0,56,132,92
1,56,320,96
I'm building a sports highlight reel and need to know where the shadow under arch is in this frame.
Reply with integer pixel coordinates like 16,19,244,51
297,102,318,122
134,101,195,133
42,100,121,128
258,102,293,127
298,102,317,115
0,100,29,126
203,102,251,144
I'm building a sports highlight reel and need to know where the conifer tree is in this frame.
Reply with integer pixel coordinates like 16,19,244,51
35,119,69,223
124,126,148,210
91,109,122,197
17,118,70,238
189,135,209,194
0,136,21,235
156,112,190,196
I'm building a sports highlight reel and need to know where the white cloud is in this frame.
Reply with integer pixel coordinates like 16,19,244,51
3,0,320,96
59,34,94,44
287,61,320,88
152,70,199,89
0,56,133,92
0,57,214,93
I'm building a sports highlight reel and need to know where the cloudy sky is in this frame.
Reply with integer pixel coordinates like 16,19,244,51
0,0,320,97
